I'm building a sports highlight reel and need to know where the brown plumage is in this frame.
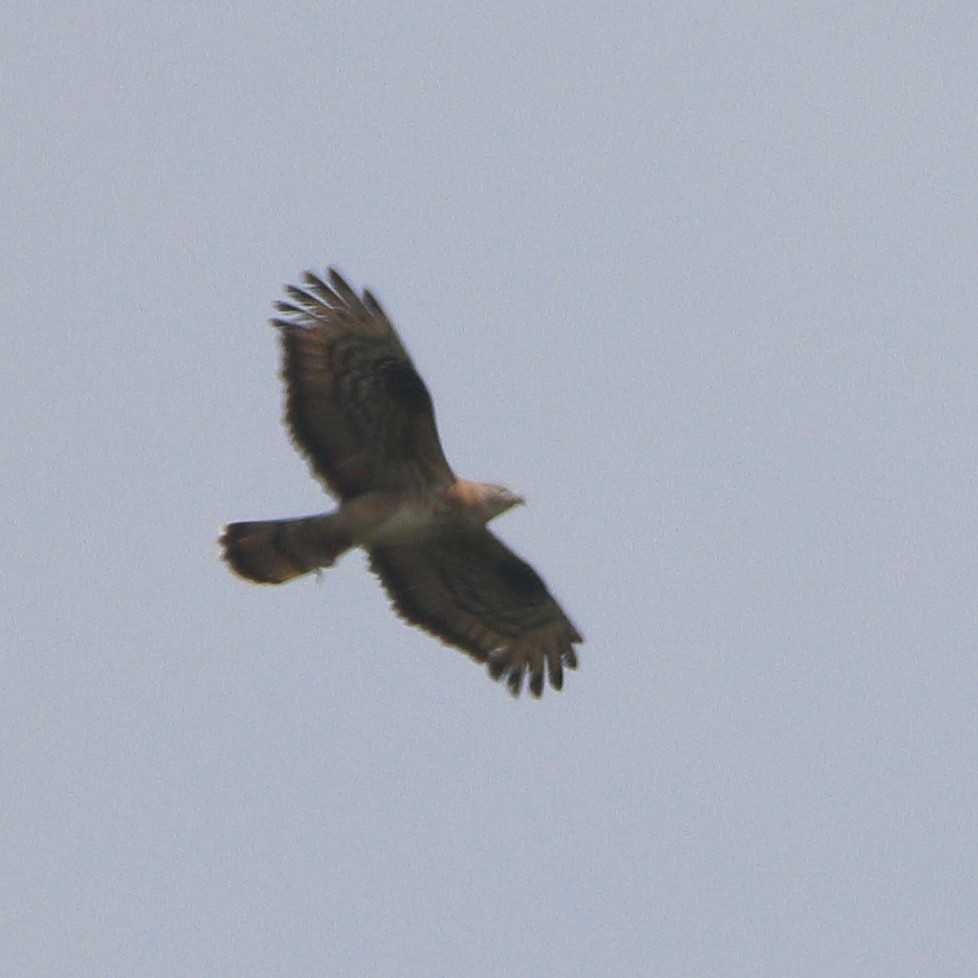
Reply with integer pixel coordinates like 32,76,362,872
220,267,582,697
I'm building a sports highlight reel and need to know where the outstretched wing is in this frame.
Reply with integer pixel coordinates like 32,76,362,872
271,268,454,499
368,530,582,697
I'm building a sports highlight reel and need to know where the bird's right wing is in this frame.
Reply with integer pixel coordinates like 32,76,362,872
272,268,454,499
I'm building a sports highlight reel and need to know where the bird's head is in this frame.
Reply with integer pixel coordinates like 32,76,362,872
481,483,525,520
446,480,524,523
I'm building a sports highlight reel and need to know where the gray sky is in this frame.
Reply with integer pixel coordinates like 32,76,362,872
4,4,976,976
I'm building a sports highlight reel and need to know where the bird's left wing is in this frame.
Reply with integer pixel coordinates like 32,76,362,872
368,529,582,697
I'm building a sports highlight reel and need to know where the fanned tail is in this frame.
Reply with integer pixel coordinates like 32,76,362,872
220,514,350,584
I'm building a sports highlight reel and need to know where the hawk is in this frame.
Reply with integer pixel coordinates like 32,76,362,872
220,267,582,697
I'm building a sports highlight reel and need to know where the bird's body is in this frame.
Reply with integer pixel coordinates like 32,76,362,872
220,267,581,697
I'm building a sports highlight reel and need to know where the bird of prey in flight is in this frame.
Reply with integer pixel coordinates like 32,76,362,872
220,267,582,697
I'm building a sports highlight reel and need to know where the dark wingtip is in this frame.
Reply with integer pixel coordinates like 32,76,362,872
548,657,564,691
362,288,387,319
485,646,574,699
487,647,508,680
327,267,354,296
302,269,329,289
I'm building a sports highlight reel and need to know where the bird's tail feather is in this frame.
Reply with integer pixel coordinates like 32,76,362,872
220,514,351,584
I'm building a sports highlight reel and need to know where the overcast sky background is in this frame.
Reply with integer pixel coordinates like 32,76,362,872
4,4,976,976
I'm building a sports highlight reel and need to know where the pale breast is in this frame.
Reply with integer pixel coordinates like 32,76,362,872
359,496,438,546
